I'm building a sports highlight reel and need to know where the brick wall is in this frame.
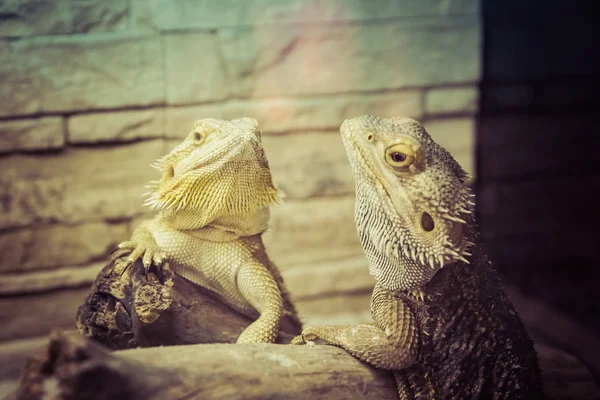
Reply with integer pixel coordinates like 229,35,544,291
0,0,481,387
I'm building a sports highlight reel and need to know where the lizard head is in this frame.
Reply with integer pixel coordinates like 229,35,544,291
144,118,282,229
341,115,475,291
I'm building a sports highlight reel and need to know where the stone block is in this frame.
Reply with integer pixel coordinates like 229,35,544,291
0,287,89,341
0,117,65,153
263,196,363,268
422,117,475,177
262,132,354,199
0,0,70,37
283,257,372,300
133,0,479,31
0,221,128,273
0,140,164,230
0,36,164,116
71,0,129,33
0,42,40,116
68,109,165,143
218,16,480,97
165,90,423,135
0,262,103,295
296,291,372,326
165,32,229,105
425,86,479,115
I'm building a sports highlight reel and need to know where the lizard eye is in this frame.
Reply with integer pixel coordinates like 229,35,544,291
390,152,406,162
194,131,203,141
385,143,415,170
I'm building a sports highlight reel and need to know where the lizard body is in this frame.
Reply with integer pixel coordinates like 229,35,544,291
120,118,301,343
293,115,542,399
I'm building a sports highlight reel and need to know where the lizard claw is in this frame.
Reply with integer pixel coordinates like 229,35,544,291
291,334,305,345
291,328,319,345
116,240,165,278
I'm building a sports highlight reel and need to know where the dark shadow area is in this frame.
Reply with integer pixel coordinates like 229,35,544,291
477,0,600,336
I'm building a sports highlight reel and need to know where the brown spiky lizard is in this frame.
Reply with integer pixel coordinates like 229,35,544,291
292,115,542,399
117,117,301,343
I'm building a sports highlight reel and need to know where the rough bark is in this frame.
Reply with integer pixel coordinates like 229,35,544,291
75,251,299,349
15,330,397,400
11,330,600,400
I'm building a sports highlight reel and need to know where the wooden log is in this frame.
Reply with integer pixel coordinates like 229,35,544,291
75,252,300,349
11,330,600,400
15,330,397,400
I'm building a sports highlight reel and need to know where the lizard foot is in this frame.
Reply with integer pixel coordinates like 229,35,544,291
290,327,320,345
113,240,165,277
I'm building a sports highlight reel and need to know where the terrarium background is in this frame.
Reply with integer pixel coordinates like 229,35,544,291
1,0,598,394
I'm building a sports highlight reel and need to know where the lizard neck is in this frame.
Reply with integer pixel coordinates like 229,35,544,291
355,179,478,292
158,207,271,242
355,181,438,291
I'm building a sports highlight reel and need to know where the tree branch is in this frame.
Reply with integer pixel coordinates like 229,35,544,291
75,253,299,349
16,330,397,400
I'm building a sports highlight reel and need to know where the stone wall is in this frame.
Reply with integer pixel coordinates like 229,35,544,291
0,0,481,387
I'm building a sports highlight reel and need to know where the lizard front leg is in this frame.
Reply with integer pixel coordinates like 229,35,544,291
235,262,283,343
292,286,419,371
114,220,165,273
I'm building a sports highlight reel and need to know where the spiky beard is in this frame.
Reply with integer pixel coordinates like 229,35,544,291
354,178,475,291
143,138,282,228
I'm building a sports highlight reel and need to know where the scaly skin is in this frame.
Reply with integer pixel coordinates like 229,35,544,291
118,118,301,343
293,116,542,399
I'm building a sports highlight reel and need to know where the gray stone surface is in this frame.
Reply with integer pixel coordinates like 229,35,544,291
165,32,229,105
0,222,128,273
0,117,65,153
0,140,165,230
422,117,475,177
297,291,372,326
133,0,479,31
71,0,129,33
165,90,423,135
284,257,372,300
218,16,480,98
263,195,363,267
0,36,164,116
0,262,103,295
0,287,89,341
0,0,129,37
425,86,478,115
0,0,70,37
263,131,354,199
68,109,165,143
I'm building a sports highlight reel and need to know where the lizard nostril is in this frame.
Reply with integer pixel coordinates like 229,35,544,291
421,212,435,232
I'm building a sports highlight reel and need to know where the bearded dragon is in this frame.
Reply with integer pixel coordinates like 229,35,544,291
117,117,301,344
292,116,542,399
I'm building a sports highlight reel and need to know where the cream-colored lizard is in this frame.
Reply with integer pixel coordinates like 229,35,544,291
118,117,301,344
